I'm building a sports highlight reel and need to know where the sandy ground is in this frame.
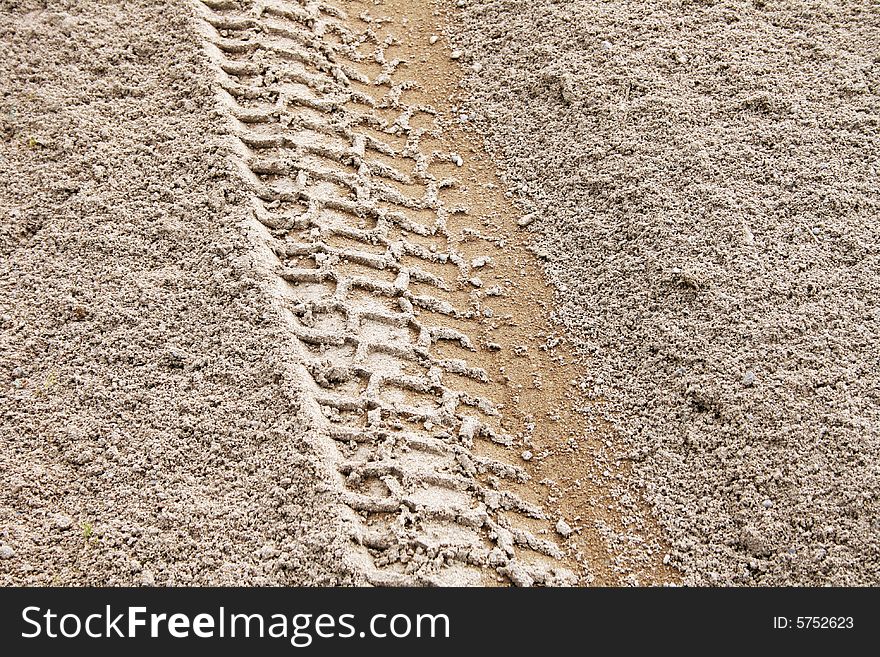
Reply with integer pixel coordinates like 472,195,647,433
452,0,879,584
191,0,672,584
1,0,877,587
0,0,355,585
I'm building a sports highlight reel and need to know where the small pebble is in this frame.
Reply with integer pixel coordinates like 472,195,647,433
429,35,439,45
763,499,774,509
450,50,463,60
517,213,537,227
469,277,483,288
555,519,573,538
453,155,464,167
0,545,14,560
521,450,533,462
743,370,756,387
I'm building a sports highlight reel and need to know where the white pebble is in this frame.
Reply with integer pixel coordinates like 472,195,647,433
429,35,439,45
555,519,573,538
0,545,14,560
521,450,533,462
450,50,463,60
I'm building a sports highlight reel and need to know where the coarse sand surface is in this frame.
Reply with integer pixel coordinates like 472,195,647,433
452,0,879,584
0,0,355,585
2,0,878,587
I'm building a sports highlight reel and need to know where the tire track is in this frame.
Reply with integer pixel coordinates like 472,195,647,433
190,0,673,586
190,0,577,586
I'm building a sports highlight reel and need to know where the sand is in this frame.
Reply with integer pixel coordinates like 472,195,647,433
452,0,879,585
190,0,674,585
0,0,355,585
1,0,877,587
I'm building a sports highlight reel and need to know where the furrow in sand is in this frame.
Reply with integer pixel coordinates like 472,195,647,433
190,0,677,586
